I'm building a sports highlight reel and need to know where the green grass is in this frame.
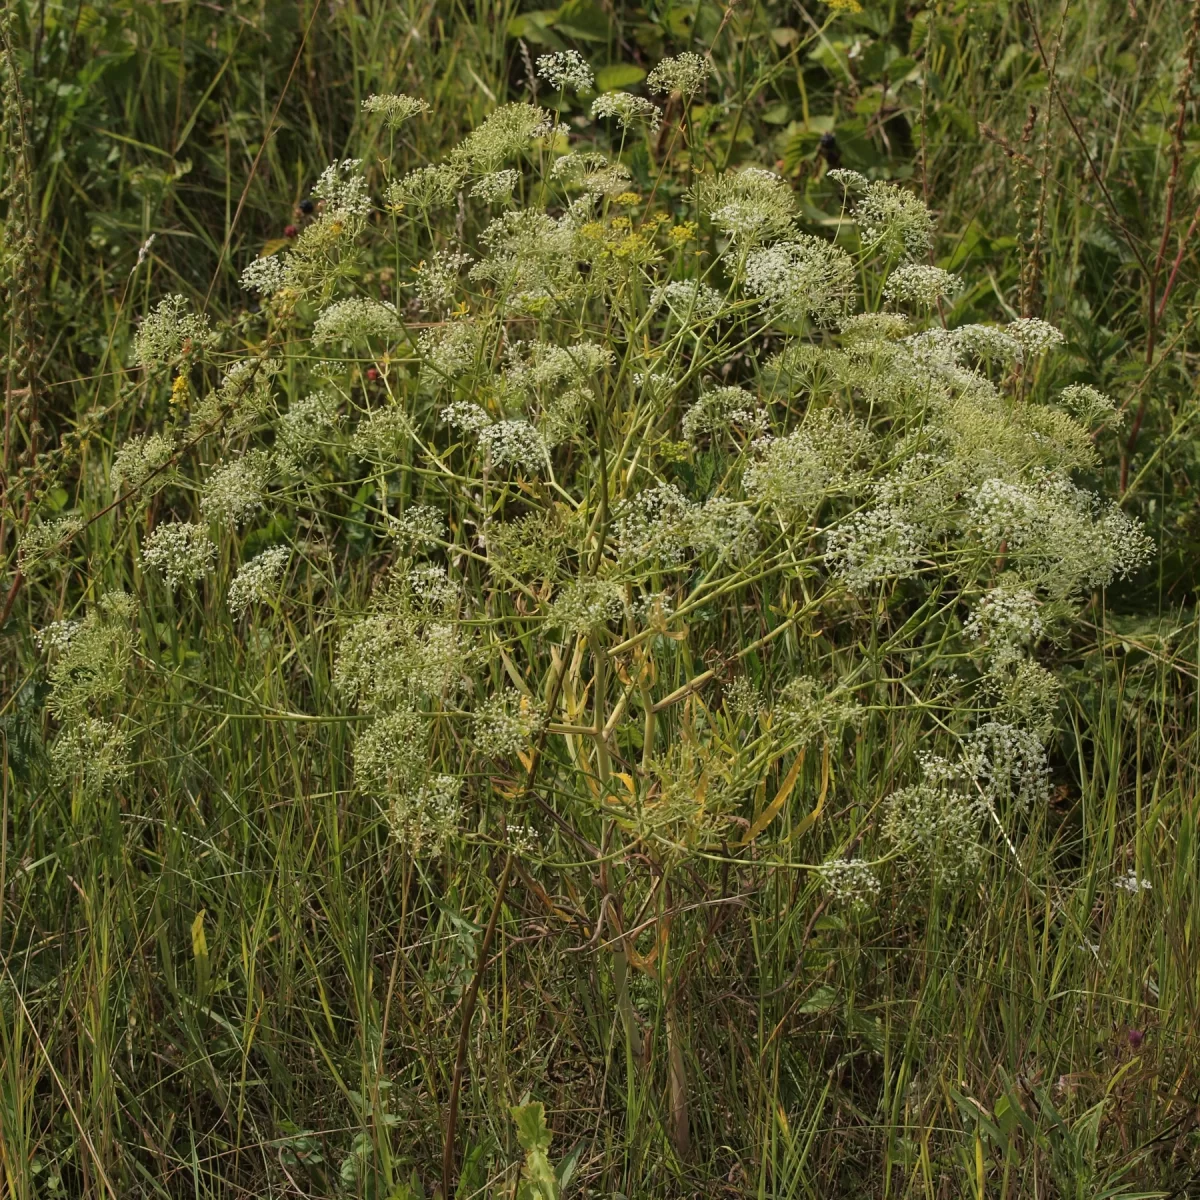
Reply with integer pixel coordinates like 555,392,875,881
3,1,1200,1197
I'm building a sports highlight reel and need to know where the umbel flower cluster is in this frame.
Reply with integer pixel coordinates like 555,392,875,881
43,61,1149,911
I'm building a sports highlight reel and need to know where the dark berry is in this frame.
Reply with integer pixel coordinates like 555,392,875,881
366,368,379,382
284,224,298,239
299,198,314,215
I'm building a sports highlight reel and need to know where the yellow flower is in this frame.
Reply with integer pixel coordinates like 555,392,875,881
668,221,697,245
826,0,863,11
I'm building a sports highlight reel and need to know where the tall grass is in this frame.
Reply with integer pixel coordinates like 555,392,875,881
2,2,1200,1198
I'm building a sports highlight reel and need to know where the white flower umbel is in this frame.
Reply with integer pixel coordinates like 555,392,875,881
472,690,546,759
549,576,624,635
745,237,855,326
646,53,711,100
200,450,271,527
1006,317,1065,358
312,158,372,216
227,546,290,616
50,718,130,795
240,254,289,297
775,676,860,745
361,93,430,127
591,92,663,133
1059,383,1123,428
420,320,483,383
453,103,557,172
743,410,872,520
536,50,594,94
883,264,961,308
853,180,935,261
470,169,519,204
1114,869,1152,895
477,420,546,471
970,473,1152,596
132,295,215,368
818,858,881,912
964,720,1050,813
882,779,984,887
112,431,174,494
385,163,465,211
277,390,341,469
355,709,426,795
386,505,445,554
313,298,401,344
953,323,1023,365
963,585,1044,665
826,506,925,591
412,250,472,314
18,516,84,569
142,521,216,591
615,483,697,566
386,775,462,857
681,386,763,441
650,280,726,322
694,167,794,245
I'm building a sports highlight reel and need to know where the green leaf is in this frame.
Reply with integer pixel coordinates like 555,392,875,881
595,64,647,90
798,984,838,1014
554,0,609,41
555,1142,583,1190
512,1101,552,1152
506,10,562,46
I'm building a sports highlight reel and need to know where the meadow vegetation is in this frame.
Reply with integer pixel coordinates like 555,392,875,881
3,1,1200,1197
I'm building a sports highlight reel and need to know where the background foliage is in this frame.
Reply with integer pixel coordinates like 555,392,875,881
2,0,1200,1197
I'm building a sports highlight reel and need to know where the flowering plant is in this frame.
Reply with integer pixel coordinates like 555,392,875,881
32,61,1150,1182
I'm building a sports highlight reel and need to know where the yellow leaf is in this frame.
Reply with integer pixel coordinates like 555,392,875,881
191,909,208,960
741,750,806,846
790,743,831,841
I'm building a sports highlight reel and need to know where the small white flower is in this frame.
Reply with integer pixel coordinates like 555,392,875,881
549,576,624,634
1114,869,1152,895
853,180,935,260
386,505,445,553
112,431,174,494
745,237,855,325
472,690,546,758
441,401,491,433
